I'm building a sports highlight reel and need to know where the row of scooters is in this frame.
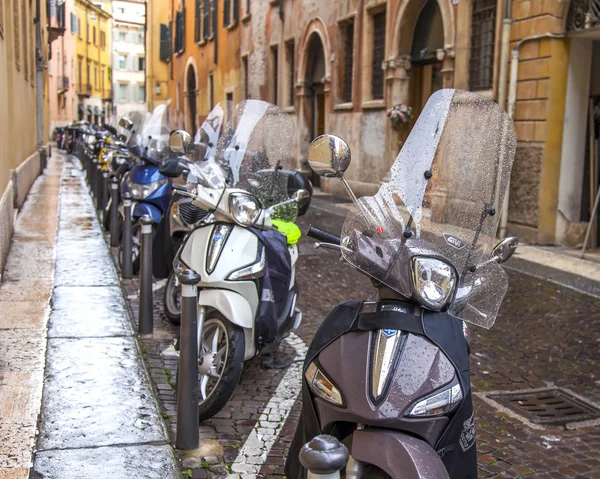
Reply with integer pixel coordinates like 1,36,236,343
57,91,520,478
63,101,314,423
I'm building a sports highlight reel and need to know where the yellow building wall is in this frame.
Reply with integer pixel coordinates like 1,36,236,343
147,0,170,111
74,0,111,111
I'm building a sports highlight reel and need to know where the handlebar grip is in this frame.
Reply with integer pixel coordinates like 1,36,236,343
307,225,341,246
172,184,187,192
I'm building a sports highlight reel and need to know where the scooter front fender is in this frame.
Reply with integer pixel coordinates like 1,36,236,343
351,428,449,479
198,289,255,359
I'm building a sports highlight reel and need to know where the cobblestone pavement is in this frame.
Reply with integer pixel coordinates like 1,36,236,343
114,195,600,479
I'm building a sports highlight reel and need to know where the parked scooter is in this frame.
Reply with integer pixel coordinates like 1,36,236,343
165,100,312,420
117,105,173,274
285,90,518,479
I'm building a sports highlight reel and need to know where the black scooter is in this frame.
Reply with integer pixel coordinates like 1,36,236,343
286,89,518,479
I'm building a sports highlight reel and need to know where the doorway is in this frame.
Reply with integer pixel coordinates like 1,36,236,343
305,34,326,187
186,65,197,134
409,0,444,119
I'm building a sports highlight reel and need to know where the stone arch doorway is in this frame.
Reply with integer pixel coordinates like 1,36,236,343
303,33,327,186
388,0,455,110
185,64,197,134
409,0,445,118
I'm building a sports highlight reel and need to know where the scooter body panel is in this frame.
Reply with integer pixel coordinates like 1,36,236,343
351,428,450,479
314,329,454,447
132,202,163,224
198,289,256,359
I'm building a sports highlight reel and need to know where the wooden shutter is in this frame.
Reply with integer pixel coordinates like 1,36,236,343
233,0,239,24
224,0,230,27
203,0,209,39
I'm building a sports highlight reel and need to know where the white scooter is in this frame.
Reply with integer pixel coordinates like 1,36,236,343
166,100,312,420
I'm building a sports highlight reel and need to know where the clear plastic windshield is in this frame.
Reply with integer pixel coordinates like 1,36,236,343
341,89,516,328
199,100,295,212
192,102,231,164
141,104,171,157
120,110,146,146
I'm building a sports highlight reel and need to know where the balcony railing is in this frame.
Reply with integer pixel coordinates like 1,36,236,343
49,2,66,43
566,0,600,31
77,83,92,97
57,76,69,93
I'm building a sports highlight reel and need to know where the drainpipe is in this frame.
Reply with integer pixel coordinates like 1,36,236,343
497,24,566,238
34,0,44,147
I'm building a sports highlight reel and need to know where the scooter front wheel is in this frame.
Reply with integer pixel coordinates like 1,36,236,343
197,314,245,422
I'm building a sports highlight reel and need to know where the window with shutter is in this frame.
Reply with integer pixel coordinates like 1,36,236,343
14,1,20,67
203,0,209,39
339,19,354,103
194,0,201,42
159,23,171,61
0,0,4,38
211,0,217,38
224,0,230,27
233,0,239,24
71,13,75,33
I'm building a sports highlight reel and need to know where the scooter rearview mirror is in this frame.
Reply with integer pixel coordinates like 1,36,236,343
169,130,194,154
491,236,518,264
307,134,351,178
119,117,134,131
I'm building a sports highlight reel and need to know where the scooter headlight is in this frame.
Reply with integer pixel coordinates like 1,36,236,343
305,361,344,407
405,377,463,417
410,257,456,311
129,178,167,200
229,193,261,227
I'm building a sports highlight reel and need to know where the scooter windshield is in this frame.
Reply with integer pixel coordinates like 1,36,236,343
214,100,295,209
191,102,231,164
341,89,516,328
141,104,171,158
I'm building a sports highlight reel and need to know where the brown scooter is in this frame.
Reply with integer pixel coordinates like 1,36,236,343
286,89,519,479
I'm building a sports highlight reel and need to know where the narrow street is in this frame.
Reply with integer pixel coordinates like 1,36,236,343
1,149,600,479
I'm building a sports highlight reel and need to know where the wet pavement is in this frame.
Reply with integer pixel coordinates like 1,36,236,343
120,194,600,479
0,152,62,479
11,152,179,478
3,150,600,478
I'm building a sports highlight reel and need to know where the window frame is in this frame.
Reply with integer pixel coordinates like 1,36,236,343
468,0,497,92
118,54,127,70
337,15,356,106
270,44,279,105
284,39,295,108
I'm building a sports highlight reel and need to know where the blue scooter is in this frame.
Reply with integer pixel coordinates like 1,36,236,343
118,148,172,274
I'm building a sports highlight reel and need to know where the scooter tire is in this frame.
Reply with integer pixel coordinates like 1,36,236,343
118,222,143,275
197,315,245,422
163,272,181,325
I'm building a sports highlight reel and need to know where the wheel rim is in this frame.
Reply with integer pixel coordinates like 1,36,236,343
198,318,229,403
166,275,181,314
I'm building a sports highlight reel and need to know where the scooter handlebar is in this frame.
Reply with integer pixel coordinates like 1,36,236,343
307,225,341,246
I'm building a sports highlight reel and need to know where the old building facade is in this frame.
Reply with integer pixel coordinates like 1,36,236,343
0,0,50,273
161,0,600,247
73,0,112,122
48,0,78,130
146,0,171,111
112,0,146,119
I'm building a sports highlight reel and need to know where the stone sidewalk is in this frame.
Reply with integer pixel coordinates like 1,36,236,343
0,151,62,479
0,150,180,478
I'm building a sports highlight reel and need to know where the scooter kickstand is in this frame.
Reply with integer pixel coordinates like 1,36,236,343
263,352,294,370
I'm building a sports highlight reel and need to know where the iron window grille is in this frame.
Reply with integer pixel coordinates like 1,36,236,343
566,0,600,31
341,19,355,103
286,41,295,106
371,11,386,100
271,46,279,105
469,0,497,91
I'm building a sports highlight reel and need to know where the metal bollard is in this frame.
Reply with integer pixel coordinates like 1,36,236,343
95,163,102,205
90,159,98,197
300,435,349,479
109,178,120,247
176,269,201,450
98,170,108,216
122,192,133,280
138,214,154,335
